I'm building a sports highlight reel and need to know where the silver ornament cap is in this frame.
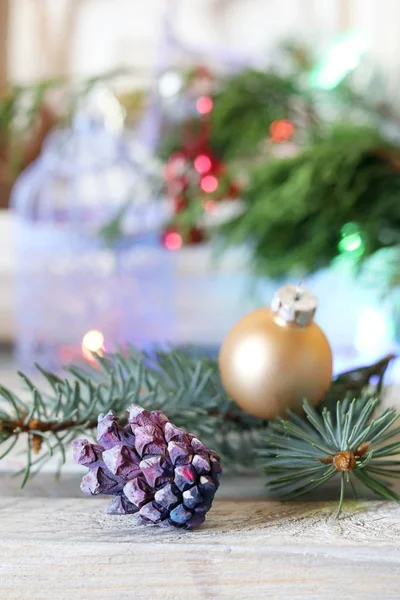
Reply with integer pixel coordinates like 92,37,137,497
271,284,317,327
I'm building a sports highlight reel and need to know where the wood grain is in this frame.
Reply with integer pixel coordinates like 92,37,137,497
1,496,400,600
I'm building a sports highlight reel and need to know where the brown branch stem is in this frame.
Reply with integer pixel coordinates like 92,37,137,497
0,416,98,436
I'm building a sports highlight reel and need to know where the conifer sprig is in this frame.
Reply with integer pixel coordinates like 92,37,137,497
0,348,395,496
261,395,400,517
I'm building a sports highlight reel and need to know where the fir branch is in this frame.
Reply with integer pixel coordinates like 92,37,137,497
261,394,400,517
0,348,395,486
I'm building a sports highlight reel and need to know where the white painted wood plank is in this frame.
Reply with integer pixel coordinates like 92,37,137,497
1,497,400,600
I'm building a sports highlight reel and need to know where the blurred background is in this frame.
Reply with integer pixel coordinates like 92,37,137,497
2,0,400,378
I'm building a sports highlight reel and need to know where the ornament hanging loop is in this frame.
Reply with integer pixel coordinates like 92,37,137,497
294,277,306,301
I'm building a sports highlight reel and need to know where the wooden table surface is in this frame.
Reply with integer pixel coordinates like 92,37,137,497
1,489,400,599
1,356,400,599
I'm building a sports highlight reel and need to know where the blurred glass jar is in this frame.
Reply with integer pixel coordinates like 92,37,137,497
12,96,173,371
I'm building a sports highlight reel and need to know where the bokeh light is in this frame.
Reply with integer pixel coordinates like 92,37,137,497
158,71,182,98
82,330,105,360
310,32,366,90
270,119,294,142
163,231,183,251
194,154,212,174
200,175,218,193
339,232,363,252
338,222,365,256
196,96,213,115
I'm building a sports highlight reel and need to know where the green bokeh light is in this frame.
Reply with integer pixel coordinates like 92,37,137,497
338,222,365,256
310,32,366,90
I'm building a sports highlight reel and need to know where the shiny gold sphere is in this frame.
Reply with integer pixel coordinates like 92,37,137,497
219,307,332,420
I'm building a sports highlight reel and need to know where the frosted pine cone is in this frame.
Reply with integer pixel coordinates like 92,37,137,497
72,405,222,528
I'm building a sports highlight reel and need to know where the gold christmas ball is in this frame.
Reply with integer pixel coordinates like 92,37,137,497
219,285,332,420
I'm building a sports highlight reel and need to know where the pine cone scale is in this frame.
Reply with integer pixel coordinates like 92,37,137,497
169,504,192,525
182,485,202,508
174,464,197,491
102,445,141,479
154,483,178,508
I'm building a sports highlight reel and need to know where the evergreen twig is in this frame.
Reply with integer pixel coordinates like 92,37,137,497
261,391,400,517
0,348,395,491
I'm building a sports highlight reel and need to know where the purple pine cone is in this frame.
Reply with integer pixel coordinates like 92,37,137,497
72,405,222,529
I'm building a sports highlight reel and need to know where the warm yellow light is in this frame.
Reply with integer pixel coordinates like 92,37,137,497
82,330,105,360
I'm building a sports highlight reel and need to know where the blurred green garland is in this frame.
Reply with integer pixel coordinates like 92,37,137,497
221,124,400,278
158,41,400,285
5,46,400,283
